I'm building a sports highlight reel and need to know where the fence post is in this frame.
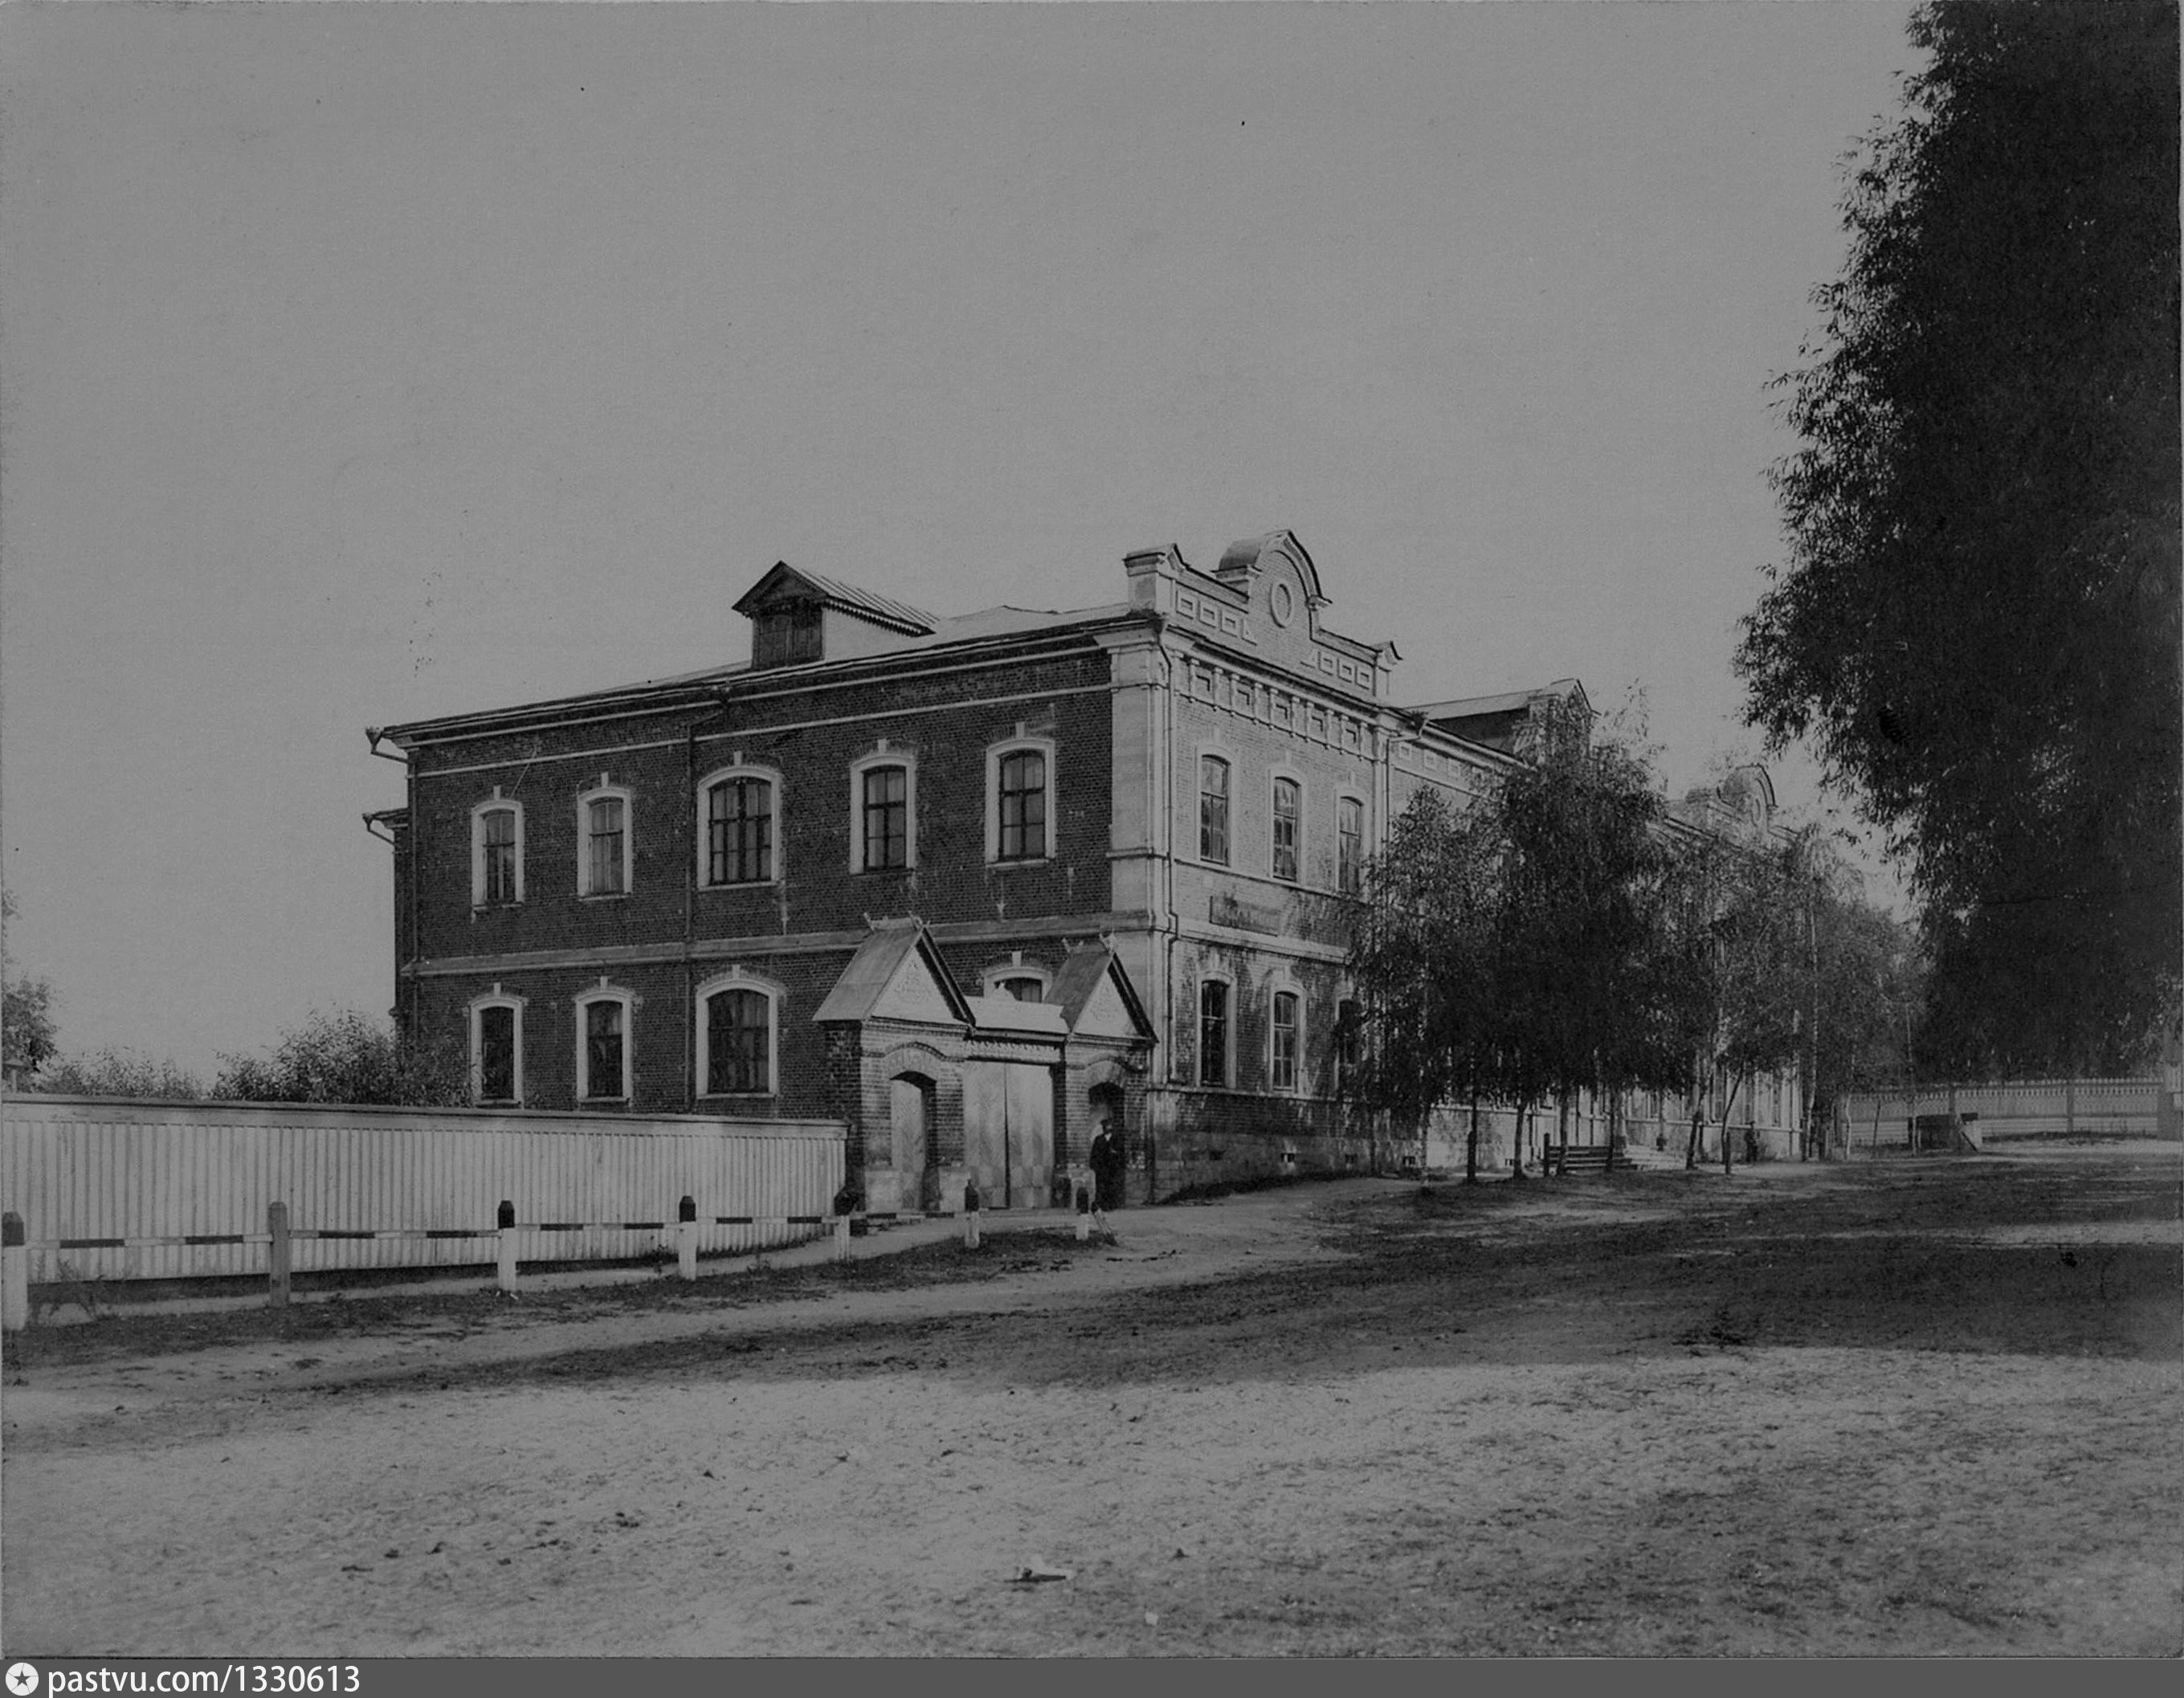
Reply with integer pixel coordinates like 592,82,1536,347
963,1181,982,1250
678,1195,699,1282
267,1202,291,1309
2,1211,28,1333
496,1199,519,1292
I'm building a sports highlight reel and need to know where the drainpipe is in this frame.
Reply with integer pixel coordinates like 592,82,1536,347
686,717,699,1110
366,730,419,1036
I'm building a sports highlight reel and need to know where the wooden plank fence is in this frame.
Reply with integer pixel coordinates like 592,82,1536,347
1837,1078,2162,1146
0,1096,848,1320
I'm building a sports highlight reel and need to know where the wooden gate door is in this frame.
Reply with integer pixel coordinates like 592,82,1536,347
889,1076,933,1213
1003,1062,1054,1210
963,1060,1054,1208
963,1061,1010,1206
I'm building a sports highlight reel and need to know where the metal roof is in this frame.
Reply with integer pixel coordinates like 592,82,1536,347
811,919,973,1026
731,562,938,635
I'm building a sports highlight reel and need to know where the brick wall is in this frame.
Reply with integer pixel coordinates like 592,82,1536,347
397,643,1119,1112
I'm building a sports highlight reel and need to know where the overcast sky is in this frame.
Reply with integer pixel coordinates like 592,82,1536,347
1,1,1920,1079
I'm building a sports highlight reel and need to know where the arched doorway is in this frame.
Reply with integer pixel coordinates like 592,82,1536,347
889,1072,941,1213
1087,1078,1130,1200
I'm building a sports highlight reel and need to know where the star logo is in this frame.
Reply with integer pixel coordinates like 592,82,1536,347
6,1663,39,1696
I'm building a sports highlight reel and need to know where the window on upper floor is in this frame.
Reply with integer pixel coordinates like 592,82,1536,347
1199,757,1231,865
1271,990,1301,1092
702,772,776,886
1271,778,1300,882
1337,796,1366,895
701,983,775,1096
472,798,524,907
994,748,1048,862
576,990,631,1102
578,786,631,897
1198,979,1231,1088
995,975,1046,1003
860,763,910,871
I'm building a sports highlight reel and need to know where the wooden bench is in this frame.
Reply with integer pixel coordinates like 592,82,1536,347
1542,1142,1632,1178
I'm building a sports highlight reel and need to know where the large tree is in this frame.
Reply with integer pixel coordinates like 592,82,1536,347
1737,1,2180,1076
1348,784,1506,1182
1484,700,1693,1173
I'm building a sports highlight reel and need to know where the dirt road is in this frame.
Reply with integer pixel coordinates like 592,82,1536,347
5,1149,2178,1656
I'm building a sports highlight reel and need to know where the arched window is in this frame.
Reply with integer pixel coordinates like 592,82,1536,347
1198,978,1232,1088
1337,795,1366,895
697,977,778,1097
1271,776,1301,882
471,793,525,907
1271,988,1302,1092
468,987,525,1104
1198,757,1231,865
850,750,916,871
1334,997,1362,1097
574,985,633,1103
577,782,633,897
699,767,779,887
986,737,1055,863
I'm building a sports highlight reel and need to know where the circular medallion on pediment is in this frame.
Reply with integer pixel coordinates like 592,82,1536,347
1270,581,1295,627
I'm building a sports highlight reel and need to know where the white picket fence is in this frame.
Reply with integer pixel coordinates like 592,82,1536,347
0,1094,847,1288
1837,1078,2162,1145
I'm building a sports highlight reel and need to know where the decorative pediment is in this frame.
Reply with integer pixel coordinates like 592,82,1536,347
814,919,972,1026
1215,531,1326,609
1049,944,1155,1043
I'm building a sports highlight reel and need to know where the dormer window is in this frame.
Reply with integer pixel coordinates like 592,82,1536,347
734,563,937,671
753,600,823,668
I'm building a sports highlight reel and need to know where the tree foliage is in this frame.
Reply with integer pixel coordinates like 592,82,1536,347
1492,702,1692,1133
3,974,57,1084
2,888,58,1084
213,1008,469,1108
1802,849,1927,1116
1661,824,1818,1164
1349,783,1504,1178
32,1048,208,1099
1737,1,2181,1075
1350,703,1701,1177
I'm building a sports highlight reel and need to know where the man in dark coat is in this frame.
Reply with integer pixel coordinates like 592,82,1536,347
1088,1116,1126,1227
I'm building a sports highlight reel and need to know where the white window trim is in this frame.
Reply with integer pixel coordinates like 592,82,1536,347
1197,972,1237,1089
467,985,527,1106
984,734,1058,865
575,780,635,899
574,981,635,1103
1194,745,1235,869
470,792,525,907
980,961,1053,1001
849,748,918,872
696,762,786,888
1335,787,1370,895
694,969,782,1098
1268,765,1307,884
1268,973,1305,1095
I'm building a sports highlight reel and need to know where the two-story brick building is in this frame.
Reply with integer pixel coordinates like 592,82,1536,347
368,531,1796,1206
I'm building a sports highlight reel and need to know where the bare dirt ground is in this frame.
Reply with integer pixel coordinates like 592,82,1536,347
4,1145,2178,1658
